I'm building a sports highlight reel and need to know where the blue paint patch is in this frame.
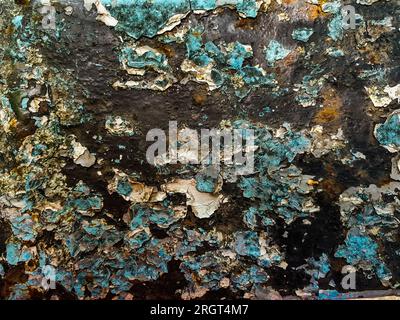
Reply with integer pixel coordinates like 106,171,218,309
335,230,392,281
10,214,37,241
264,40,291,66
116,178,133,197
234,231,260,259
375,112,400,151
12,15,23,29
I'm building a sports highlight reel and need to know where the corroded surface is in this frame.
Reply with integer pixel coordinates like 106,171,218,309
0,0,400,300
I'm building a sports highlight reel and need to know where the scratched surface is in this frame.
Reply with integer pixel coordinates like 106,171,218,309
0,0,400,300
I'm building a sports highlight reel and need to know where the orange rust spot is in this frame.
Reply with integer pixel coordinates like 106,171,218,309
315,107,339,123
314,86,342,125
193,91,207,106
154,44,175,58
376,177,392,187
9,118,18,129
306,1,329,21
358,44,390,65
307,5,322,21
307,179,319,186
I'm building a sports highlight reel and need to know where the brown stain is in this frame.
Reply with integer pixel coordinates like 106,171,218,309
319,162,346,201
192,90,208,106
313,86,342,128
0,264,29,298
279,49,298,68
4,25,14,37
315,107,338,123
153,43,175,59
319,177,344,199
358,44,391,65
235,18,257,30
274,48,302,85
14,0,30,5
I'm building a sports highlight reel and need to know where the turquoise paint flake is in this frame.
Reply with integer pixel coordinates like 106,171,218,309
72,196,103,213
103,0,191,39
326,48,345,57
186,31,204,59
322,1,343,41
10,214,37,241
116,179,133,197
127,204,185,231
227,42,253,70
258,105,272,117
295,66,325,107
317,290,345,300
307,254,331,280
6,243,32,266
235,0,260,18
335,230,392,281
6,243,21,265
125,229,151,249
335,234,378,265
234,231,260,259
327,15,343,41
12,15,23,29
243,207,258,229
232,265,269,290
191,0,217,11
292,28,314,43
239,66,276,86
321,1,341,14
191,0,261,17
104,0,262,39
243,206,274,229
264,40,291,66
375,112,400,152
184,29,275,97
204,41,223,61
238,164,316,225
195,173,216,193
148,207,183,228
119,46,171,73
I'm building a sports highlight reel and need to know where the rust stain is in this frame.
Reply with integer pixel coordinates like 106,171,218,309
235,18,257,30
319,177,344,199
193,91,208,106
153,43,175,59
307,1,329,21
314,86,342,126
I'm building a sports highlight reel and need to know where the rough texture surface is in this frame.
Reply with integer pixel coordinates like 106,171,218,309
0,0,400,300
